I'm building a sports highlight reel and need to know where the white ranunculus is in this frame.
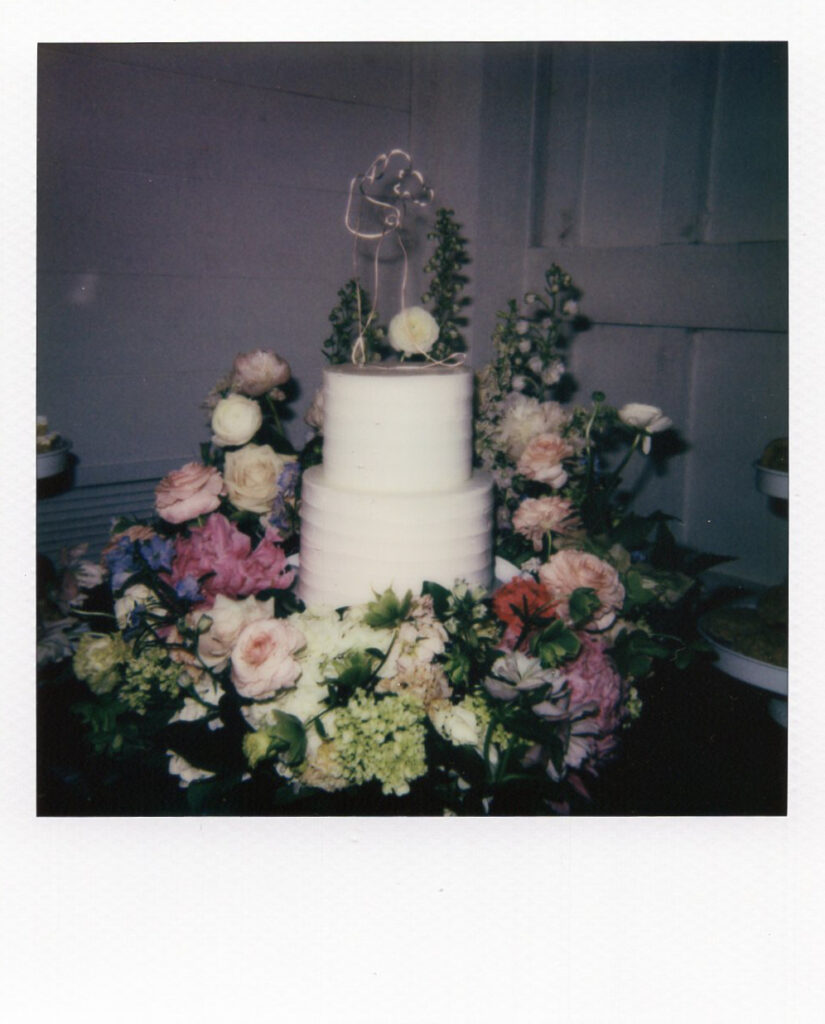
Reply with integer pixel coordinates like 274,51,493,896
211,393,263,447
388,306,439,356
618,403,672,434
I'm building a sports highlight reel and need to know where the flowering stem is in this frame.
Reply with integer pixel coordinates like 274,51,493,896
606,432,642,492
265,394,283,435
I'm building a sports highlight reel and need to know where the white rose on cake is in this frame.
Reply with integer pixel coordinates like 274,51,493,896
388,305,439,356
211,393,263,447
223,444,293,514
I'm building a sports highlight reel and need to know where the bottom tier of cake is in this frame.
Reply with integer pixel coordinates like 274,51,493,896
298,466,494,609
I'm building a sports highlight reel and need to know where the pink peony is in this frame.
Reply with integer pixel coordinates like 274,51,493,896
563,634,626,768
167,514,294,606
231,350,291,397
516,433,575,488
538,548,625,631
230,619,305,699
155,462,224,525
512,496,581,550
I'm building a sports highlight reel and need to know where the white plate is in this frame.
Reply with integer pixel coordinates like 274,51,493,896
754,462,788,498
698,599,787,696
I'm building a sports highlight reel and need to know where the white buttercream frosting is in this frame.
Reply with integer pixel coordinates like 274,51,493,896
321,363,474,493
298,362,493,608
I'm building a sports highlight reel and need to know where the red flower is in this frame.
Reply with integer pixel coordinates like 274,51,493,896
492,577,557,650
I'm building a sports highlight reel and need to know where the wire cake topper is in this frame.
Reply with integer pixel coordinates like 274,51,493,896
344,149,434,364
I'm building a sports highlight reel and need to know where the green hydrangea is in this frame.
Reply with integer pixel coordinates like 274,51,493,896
119,645,183,714
73,632,130,695
333,691,428,796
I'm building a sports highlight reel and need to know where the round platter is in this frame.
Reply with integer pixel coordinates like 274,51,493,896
698,599,787,697
754,462,788,499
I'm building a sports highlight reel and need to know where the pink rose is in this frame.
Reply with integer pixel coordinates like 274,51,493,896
538,548,625,630
512,496,581,550
167,513,294,605
231,619,305,699
231,350,291,397
516,433,575,488
155,463,224,525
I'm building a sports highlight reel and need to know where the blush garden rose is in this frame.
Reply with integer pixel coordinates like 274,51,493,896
539,548,626,631
516,433,576,488
230,618,306,699
155,462,224,524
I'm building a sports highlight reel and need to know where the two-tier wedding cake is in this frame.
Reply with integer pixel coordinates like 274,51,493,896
298,362,494,608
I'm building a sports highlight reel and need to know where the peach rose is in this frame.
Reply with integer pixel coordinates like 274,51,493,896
155,462,224,525
230,619,306,700
223,444,291,515
231,350,291,397
512,497,582,550
517,433,575,488
539,548,625,631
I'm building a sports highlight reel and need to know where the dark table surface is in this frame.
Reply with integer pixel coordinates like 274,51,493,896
37,653,787,817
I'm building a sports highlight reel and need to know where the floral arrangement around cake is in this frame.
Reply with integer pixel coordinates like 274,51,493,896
39,157,720,815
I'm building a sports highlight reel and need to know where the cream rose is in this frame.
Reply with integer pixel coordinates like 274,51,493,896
512,496,581,550
538,548,626,631
231,350,291,397
193,593,275,671
230,619,306,700
223,444,291,515
388,306,439,356
517,433,575,488
155,462,224,524
211,393,263,447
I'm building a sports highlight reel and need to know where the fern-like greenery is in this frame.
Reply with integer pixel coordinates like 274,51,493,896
421,208,471,362
322,280,386,364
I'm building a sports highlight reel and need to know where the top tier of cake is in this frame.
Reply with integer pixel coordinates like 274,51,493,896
321,362,474,494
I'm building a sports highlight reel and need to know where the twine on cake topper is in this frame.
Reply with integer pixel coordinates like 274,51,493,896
345,149,434,364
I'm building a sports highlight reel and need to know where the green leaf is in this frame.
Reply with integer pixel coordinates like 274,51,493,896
363,587,413,628
568,586,601,627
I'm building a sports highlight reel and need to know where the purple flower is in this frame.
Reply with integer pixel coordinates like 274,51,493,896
103,536,139,589
139,535,175,571
173,575,202,602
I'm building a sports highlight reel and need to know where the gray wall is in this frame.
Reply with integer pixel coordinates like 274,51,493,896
37,42,787,585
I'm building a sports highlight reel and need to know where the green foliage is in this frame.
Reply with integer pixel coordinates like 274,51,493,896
421,208,470,361
323,279,386,364
363,586,413,629
568,586,602,627
529,619,582,668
